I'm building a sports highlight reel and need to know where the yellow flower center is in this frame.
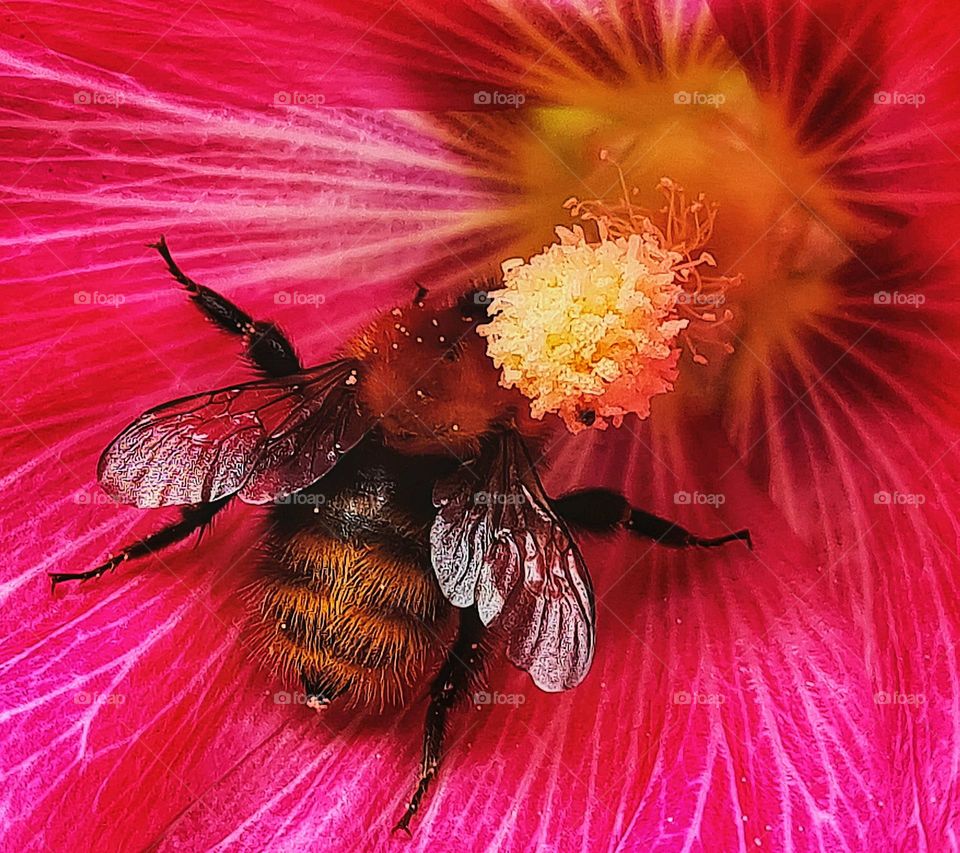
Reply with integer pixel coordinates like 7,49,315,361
472,61,865,415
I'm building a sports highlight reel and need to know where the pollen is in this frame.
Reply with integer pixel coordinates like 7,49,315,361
478,169,739,432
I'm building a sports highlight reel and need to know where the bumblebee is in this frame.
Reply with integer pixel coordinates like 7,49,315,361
52,238,751,832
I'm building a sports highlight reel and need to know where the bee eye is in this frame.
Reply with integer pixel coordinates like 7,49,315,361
578,409,597,426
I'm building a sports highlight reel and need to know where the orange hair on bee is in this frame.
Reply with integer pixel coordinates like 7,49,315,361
345,298,521,456
246,528,451,710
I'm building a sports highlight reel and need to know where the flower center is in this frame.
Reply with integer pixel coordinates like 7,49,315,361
481,174,738,432
502,66,859,411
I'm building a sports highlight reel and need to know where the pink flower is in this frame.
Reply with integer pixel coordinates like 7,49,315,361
2,0,958,849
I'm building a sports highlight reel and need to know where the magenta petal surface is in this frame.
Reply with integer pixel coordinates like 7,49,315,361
3,0,960,850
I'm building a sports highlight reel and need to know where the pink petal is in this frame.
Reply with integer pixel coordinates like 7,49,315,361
2,0,959,850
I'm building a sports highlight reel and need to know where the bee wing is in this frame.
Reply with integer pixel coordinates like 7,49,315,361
431,434,595,691
98,359,368,507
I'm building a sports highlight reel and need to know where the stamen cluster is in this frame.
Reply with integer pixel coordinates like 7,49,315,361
480,170,738,432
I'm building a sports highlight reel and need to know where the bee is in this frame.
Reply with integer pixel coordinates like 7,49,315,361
52,238,752,833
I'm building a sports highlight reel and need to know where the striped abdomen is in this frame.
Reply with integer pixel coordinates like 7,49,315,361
253,525,450,709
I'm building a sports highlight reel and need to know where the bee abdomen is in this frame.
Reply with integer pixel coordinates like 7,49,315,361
261,592,435,669
271,534,443,619
252,531,449,709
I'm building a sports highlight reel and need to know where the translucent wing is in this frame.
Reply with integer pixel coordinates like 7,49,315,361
98,359,367,507
431,434,595,691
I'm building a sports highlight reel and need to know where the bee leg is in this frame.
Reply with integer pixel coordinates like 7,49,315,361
148,236,302,378
392,606,486,836
49,498,230,590
551,488,752,550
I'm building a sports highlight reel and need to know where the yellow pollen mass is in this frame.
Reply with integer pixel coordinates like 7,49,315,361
479,174,738,432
